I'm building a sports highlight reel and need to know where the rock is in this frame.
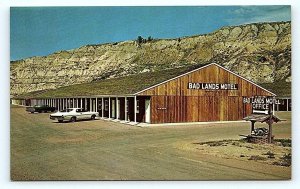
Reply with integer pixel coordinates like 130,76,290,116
10,21,291,96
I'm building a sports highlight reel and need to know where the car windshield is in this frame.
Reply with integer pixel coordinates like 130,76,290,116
60,109,73,112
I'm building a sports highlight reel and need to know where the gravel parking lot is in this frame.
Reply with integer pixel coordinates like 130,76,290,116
10,105,291,180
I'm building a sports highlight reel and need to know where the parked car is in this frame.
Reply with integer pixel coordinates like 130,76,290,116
26,105,56,113
50,108,99,123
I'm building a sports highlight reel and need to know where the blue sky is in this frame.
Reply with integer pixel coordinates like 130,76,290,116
10,6,291,61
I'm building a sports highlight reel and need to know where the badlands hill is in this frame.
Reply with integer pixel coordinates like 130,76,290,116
10,21,291,97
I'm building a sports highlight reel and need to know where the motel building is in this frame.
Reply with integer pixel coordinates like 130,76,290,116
11,63,282,124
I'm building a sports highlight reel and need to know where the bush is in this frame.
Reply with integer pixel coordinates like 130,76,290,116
274,139,291,147
263,151,275,158
248,155,267,161
272,153,291,167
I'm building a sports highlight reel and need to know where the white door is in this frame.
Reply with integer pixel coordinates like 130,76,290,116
145,99,151,123
117,99,120,119
111,100,116,118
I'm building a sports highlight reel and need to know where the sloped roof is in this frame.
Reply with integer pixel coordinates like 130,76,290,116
15,63,276,99
16,64,207,99
243,114,282,123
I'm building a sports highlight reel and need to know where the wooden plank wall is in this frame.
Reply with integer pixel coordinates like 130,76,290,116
138,64,273,97
150,96,253,124
139,64,272,124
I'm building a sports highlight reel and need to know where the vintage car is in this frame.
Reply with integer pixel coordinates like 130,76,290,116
49,108,99,123
26,105,56,113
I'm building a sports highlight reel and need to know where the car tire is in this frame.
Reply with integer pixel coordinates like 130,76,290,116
70,116,76,122
91,115,96,120
58,120,63,123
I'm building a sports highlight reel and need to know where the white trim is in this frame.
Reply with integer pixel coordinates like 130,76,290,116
134,63,276,96
101,97,104,119
125,97,127,121
134,96,137,123
108,97,111,119
253,110,268,114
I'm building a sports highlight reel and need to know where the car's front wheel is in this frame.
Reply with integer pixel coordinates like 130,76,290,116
91,115,96,120
70,116,76,122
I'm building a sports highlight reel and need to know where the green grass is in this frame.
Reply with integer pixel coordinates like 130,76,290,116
259,80,291,97
16,64,206,98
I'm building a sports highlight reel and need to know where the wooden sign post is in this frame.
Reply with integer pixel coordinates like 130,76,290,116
267,104,273,143
242,96,281,143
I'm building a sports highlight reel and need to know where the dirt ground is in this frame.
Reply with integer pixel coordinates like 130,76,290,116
10,105,291,180
177,139,291,167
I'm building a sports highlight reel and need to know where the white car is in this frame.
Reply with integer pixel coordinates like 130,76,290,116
50,108,99,123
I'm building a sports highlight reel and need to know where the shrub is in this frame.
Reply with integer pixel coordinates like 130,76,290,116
263,151,275,158
248,155,267,161
275,139,291,147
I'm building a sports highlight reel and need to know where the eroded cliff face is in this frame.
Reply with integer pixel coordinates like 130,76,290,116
10,21,291,96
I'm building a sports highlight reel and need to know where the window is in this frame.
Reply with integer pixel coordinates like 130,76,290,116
136,100,140,113
60,109,72,112
104,100,109,111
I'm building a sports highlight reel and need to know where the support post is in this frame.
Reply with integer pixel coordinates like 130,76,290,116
102,98,104,118
268,118,273,143
81,98,83,109
134,96,137,123
108,97,111,119
125,97,127,121
286,99,289,111
116,97,119,119
90,98,92,111
85,98,87,110
250,121,255,134
96,98,98,112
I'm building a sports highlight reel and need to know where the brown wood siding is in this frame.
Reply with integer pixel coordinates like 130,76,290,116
138,64,273,97
150,96,257,124
143,64,274,124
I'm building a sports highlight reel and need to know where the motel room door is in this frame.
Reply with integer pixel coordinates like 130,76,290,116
145,99,151,123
